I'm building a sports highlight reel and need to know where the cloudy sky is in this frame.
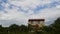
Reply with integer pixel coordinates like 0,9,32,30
0,0,60,27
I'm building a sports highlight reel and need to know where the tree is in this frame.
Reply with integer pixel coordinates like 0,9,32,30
9,24,20,32
40,17,60,34
0,25,3,32
50,17,60,34
19,25,28,32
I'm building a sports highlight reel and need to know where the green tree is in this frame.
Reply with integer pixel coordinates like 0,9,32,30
0,25,3,32
19,25,28,32
9,24,20,32
51,17,60,34
41,17,60,34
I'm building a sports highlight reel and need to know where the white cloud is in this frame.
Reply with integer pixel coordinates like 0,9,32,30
8,0,53,8
36,8,60,25
56,5,60,8
0,0,60,27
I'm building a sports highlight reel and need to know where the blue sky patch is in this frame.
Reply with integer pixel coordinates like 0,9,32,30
2,0,7,3
0,4,4,11
32,1,60,13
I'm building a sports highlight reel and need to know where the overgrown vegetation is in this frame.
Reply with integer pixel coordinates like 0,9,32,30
0,17,60,34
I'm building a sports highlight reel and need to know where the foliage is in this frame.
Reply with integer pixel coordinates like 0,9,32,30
0,17,60,34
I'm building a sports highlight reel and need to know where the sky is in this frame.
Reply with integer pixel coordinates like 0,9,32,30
0,0,60,27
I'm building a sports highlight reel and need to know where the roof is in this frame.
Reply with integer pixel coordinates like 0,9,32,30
28,19,45,21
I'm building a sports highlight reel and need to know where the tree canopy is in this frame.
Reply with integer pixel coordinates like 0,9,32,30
0,17,60,34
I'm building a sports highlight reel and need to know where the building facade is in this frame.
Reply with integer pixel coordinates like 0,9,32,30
28,19,45,32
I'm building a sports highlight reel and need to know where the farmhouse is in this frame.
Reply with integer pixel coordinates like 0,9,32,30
28,19,45,32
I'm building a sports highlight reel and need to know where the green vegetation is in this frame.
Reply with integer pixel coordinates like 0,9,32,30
42,17,60,34
0,17,60,34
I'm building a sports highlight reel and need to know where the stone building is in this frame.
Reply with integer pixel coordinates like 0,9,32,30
28,19,45,32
